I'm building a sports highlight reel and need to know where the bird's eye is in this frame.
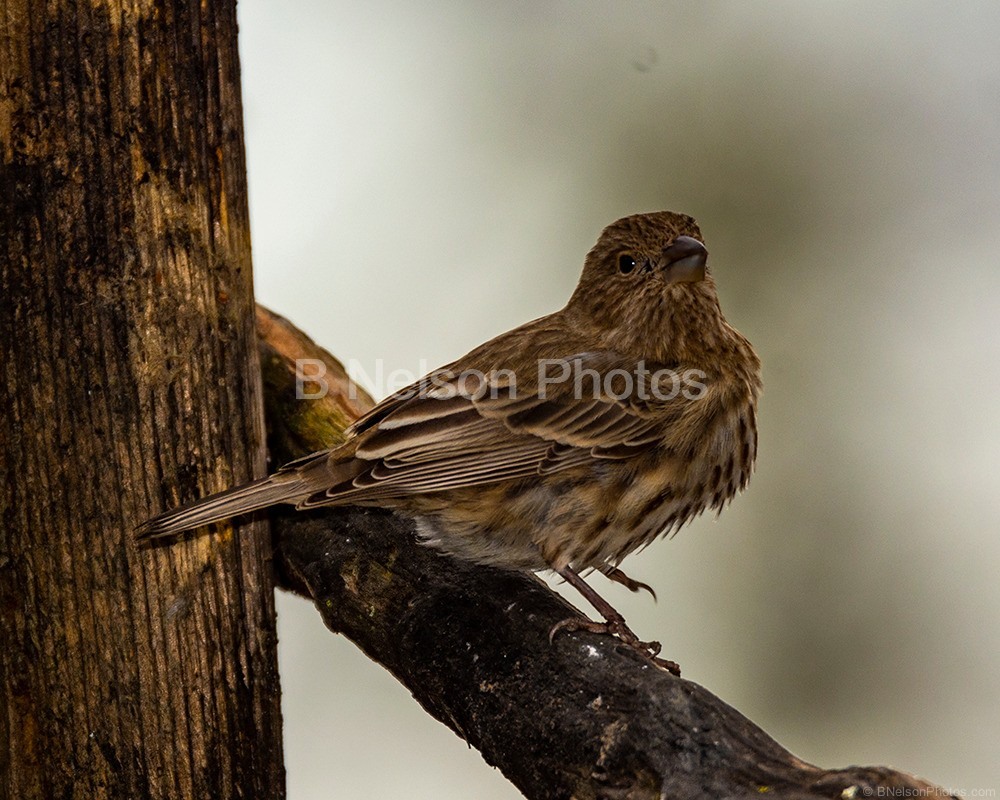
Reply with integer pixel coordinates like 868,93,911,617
618,254,637,274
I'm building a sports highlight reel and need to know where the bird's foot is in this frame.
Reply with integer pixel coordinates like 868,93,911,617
549,614,681,676
601,566,657,601
551,564,681,675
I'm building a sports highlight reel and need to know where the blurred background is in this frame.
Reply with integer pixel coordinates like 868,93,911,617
238,1,1000,796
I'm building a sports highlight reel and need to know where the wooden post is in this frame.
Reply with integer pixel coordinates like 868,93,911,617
0,1,285,797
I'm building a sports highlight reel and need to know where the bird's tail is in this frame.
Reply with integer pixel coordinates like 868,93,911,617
135,471,311,541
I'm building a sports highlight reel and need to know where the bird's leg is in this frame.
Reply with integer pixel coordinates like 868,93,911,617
600,565,657,601
549,566,680,675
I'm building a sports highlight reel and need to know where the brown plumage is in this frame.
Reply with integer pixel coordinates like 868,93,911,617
137,211,761,674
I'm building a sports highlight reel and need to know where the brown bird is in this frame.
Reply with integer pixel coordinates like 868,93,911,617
137,211,761,675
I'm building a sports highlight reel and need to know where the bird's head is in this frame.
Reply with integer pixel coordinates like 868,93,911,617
566,211,728,361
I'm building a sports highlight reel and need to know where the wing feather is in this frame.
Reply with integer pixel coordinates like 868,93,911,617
316,352,684,503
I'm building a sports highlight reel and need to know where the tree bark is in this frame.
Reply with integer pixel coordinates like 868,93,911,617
0,2,284,798
257,307,952,800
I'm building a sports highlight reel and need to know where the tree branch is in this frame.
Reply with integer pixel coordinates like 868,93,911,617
257,306,949,800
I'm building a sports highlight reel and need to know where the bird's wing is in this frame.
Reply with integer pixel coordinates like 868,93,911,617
300,353,686,506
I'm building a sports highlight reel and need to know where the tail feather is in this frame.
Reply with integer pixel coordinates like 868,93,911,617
135,473,308,540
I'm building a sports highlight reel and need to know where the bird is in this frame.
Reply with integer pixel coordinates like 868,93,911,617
137,211,761,675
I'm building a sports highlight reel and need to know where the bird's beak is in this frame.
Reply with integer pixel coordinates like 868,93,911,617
659,236,707,284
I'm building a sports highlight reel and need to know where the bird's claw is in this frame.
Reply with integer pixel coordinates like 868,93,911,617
601,566,658,601
549,615,680,675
